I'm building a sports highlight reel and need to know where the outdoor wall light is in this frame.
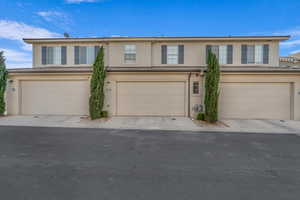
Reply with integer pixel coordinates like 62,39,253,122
8,79,13,84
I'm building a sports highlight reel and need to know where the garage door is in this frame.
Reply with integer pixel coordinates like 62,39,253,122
219,82,292,120
20,80,89,115
117,82,186,116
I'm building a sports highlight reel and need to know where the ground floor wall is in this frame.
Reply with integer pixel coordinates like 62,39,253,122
6,71,300,120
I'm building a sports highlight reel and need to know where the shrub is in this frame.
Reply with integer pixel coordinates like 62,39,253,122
204,50,220,123
196,112,205,121
89,46,106,120
0,51,8,116
101,111,108,118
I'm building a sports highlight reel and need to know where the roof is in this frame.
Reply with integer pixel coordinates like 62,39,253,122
8,66,300,74
23,36,290,44
280,56,300,63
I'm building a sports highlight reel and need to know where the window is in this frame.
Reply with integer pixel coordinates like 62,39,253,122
75,46,99,65
193,82,200,94
42,46,66,65
162,45,184,64
124,45,136,64
206,45,233,65
167,46,179,64
241,44,269,64
255,45,263,64
219,45,228,65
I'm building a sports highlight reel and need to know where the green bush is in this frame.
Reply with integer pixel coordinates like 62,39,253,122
101,111,108,118
89,46,106,120
196,112,205,121
0,51,8,116
204,50,220,123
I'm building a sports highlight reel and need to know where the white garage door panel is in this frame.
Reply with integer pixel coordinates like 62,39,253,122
117,82,185,116
219,82,291,120
21,80,89,115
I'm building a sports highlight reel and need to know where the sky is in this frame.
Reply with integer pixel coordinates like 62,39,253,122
0,0,300,68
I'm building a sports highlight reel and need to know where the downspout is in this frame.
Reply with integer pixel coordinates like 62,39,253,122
187,72,192,118
201,69,205,106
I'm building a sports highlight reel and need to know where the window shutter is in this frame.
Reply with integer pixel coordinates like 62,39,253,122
161,45,167,64
178,45,184,64
61,46,67,65
227,45,233,64
94,46,100,59
206,45,212,64
42,46,47,65
263,44,269,64
74,46,80,64
241,45,248,64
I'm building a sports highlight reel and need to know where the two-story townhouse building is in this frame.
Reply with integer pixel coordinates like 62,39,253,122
6,36,300,120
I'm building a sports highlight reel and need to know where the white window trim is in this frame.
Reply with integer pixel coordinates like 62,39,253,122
245,44,265,64
219,45,227,65
124,44,136,64
167,45,178,64
43,46,62,65
75,45,99,66
209,45,230,65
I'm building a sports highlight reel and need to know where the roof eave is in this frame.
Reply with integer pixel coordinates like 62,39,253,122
23,36,291,44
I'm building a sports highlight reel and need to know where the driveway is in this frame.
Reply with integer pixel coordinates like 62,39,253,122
0,126,300,200
0,115,300,134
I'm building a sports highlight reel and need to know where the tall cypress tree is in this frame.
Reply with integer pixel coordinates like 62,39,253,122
204,51,220,123
89,46,106,120
0,51,8,115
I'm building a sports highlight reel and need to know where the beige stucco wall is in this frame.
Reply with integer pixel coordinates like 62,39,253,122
108,42,152,67
32,40,280,68
6,72,300,120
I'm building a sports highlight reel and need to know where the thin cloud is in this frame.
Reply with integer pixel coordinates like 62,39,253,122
0,48,31,63
273,27,300,37
0,20,61,68
0,20,61,51
281,39,300,48
0,48,32,69
37,11,66,22
272,27,300,56
36,11,72,29
290,49,300,55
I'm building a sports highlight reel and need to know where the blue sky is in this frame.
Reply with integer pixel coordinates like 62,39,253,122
0,0,300,68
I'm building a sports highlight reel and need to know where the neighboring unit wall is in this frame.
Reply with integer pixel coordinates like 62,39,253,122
108,42,152,67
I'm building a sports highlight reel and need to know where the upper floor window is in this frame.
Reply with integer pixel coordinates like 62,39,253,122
42,46,67,65
206,45,233,65
241,44,269,64
167,46,178,64
124,45,136,64
161,45,184,64
74,46,100,65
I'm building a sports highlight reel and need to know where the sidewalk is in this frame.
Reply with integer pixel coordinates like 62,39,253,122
0,115,299,134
